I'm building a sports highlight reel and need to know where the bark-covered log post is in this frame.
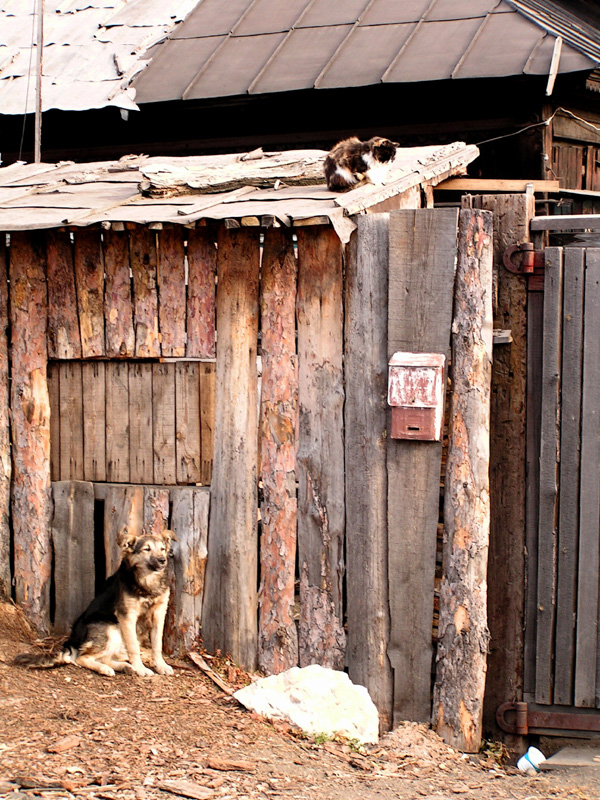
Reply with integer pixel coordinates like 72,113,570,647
0,238,11,598
9,231,52,631
433,209,493,752
258,228,299,674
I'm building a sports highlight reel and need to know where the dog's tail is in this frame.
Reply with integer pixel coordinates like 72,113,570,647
13,643,76,670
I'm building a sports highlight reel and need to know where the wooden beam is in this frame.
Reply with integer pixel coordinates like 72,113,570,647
0,238,10,597
296,227,346,670
531,215,600,231
344,214,393,731
73,228,105,358
386,208,458,724
186,228,216,359
130,226,161,358
433,209,493,753
258,228,299,675
104,229,135,357
157,227,186,358
437,178,560,192
46,229,81,359
202,227,260,671
9,231,52,632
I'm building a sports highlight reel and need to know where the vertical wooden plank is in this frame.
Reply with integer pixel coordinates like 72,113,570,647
554,248,584,705
433,209,493,753
199,362,215,485
46,229,81,359
82,361,106,482
575,249,600,707
165,487,210,655
106,361,130,483
47,362,61,482
104,229,135,357
144,486,170,535
536,247,564,705
9,231,52,632
157,227,186,358
103,484,144,576
474,194,533,738
73,228,105,358
153,362,176,485
175,361,201,484
51,481,95,634
202,227,260,671
296,226,345,671
387,208,458,724
58,361,84,481
0,237,10,597
187,228,216,359
129,362,154,484
258,228,299,675
130,226,161,357
344,214,393,730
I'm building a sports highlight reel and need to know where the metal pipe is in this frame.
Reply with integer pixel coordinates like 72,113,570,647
34,0,44,163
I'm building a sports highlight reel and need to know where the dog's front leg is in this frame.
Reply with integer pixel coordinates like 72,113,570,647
118,613,154,677
149,593,173,676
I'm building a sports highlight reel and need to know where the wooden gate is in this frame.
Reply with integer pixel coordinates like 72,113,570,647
525,246,600,721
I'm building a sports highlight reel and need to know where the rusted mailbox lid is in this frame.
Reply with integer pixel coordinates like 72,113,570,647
387,352,445,408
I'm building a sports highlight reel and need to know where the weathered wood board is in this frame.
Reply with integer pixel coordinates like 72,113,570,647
153,362,177,485
202,228,260,671
106,361,130,483
104,229,135,357
344,214,393,730
130,227,161,358
0,239,10,597
73,228,105,358
258,228,298,675
157,227,186,358
187,228,216,358
129,362,154,484
386,208,458,724
82,361,106,483
46,230,81,359
52,481,96,634
175,362,201,484
100,483,144,576
296,227,346,670
59,361,84,481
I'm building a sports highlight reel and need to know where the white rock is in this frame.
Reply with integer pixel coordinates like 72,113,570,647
233,664,379,744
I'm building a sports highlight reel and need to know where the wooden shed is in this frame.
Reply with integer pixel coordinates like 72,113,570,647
0,141,501,747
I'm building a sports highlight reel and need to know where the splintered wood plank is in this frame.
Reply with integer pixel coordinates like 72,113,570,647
555,248,584,705
0,238,10,597
102,484,144,576
165,487,210,655
199,362,215,485
130,226,160,357
344,214,393,730
433,209,493,753
258,228,298,675
187,228,216,358
157,227,186,357
9,231,52,632
536,248,564,706
144,486,170,535
153,362,177,485
105,361,130,483
59,361,84,480
48,363,60,482
202,227,260,671
82,361,106,482
51,481,95,634
575,250,600,707
296,226,345,670
387,208,458,724
46,229,81,359
104,229,135,357
129,362,154,484
175,361,201,484
73,228,105,357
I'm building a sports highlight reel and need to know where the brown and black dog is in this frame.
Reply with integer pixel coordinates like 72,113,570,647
14,528,175,677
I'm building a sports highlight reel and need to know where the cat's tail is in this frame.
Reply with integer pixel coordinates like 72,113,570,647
13,643,76,669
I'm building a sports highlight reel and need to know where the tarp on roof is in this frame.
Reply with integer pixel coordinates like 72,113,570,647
132,0,600,104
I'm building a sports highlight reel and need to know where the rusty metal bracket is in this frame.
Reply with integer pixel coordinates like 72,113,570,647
503,243,544,275
497,701,600,735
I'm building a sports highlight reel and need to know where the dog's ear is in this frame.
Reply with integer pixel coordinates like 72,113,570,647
117,527,138,552
162,528,177,543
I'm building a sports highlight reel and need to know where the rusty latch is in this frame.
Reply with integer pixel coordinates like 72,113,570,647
503,243,544,275
497,701,600,735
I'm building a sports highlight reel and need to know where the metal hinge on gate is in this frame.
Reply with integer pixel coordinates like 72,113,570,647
503,243,545,275
497,701,600,735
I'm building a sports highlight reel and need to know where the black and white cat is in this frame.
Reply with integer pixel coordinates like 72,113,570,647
324,136,399,192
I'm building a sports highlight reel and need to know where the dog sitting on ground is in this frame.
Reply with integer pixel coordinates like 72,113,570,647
14,528,175,677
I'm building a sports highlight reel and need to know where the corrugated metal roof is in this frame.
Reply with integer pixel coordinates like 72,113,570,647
0,141,479,243
0,0,199,115
133,0,599,103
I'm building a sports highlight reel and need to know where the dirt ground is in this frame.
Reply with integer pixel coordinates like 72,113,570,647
1,600,599,800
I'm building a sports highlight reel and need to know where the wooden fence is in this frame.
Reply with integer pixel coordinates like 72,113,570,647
1,211,492,736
